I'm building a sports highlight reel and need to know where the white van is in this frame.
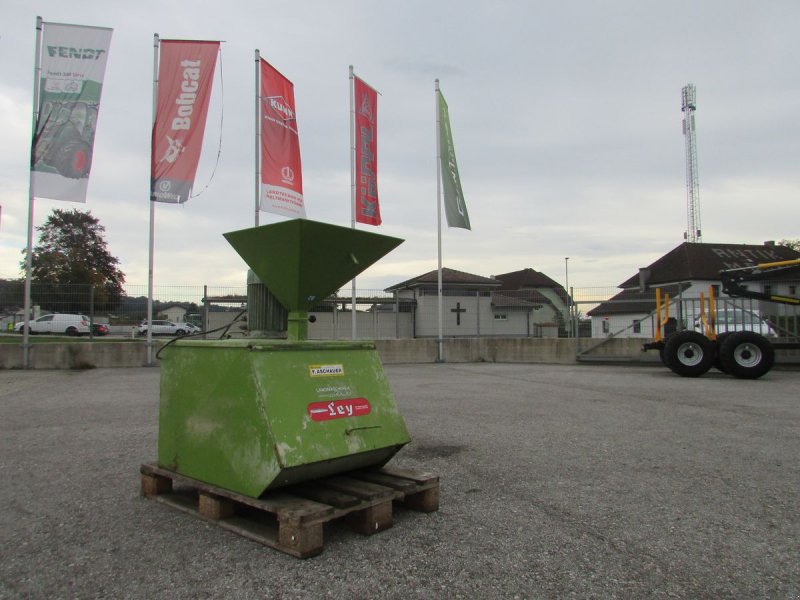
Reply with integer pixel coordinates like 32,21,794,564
14,314,91,336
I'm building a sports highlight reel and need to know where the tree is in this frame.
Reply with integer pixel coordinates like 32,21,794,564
21,209,125,312
778,239,800,252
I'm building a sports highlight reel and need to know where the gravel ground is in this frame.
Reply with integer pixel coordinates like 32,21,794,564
0,363,798,599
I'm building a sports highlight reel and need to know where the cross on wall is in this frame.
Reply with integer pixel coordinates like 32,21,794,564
450,302,466,326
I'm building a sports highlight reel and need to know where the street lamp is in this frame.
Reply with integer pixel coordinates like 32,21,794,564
564,257,570,338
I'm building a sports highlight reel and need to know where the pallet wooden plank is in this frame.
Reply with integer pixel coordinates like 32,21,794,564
140,463,334,523
140,462,438,559
371,466,439,486
253,493,335,523
289,482,361,509
154,492,320,558
349,470,424,493
318,475,401,501
351,469,439,511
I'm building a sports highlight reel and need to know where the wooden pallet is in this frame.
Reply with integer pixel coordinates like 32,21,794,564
140,463,439,558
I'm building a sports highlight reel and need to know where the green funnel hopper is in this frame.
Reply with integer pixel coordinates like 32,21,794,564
224,219,404,313
156,218,411,498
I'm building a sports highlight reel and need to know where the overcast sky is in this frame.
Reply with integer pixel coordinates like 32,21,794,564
1,0,799,294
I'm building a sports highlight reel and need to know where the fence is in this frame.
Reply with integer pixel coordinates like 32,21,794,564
0,283,245,335
2,279,797,341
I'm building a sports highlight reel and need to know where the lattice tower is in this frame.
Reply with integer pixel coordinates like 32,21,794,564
682,84,701,242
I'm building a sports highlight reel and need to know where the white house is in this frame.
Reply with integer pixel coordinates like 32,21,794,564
383,267,566,338
159,305,187,323
492,268,568,337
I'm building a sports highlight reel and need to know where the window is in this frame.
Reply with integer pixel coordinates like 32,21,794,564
494,314,507,321
602,320,609,333
632,319,641,333
790,285,797,296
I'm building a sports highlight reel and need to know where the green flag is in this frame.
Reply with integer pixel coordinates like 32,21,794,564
438,91,471,230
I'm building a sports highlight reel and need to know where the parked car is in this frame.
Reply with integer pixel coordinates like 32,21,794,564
137,320,192,337
184,323,202,334
14,313,91,336
92,323,110,336
692,308,776,337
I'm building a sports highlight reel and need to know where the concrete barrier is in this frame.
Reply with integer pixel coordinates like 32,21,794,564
0,341,154,370
1,336,796,369
374,337,659,365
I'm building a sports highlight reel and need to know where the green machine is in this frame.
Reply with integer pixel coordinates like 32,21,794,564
157,219,410,498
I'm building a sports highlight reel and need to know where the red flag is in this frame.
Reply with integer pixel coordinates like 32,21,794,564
151,40,219,203
260,59,305,218
354,76,380,225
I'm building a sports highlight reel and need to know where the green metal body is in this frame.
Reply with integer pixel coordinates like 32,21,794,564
157,219,410,498
158,339,410,497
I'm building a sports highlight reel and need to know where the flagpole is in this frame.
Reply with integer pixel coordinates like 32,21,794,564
254,49,261,227
22,16,44,369
146,33,159,366
349,65,357,340
435,79,444,363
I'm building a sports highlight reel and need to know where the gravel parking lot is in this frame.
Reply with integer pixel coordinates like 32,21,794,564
1,363,798,599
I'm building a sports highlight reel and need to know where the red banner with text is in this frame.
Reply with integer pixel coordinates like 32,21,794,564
354,76,380,225
151,40,219,203
260,59,305,218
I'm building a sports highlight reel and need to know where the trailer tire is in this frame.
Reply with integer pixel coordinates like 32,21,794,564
663,330,714,377
713,332,732,372
719,331,774,379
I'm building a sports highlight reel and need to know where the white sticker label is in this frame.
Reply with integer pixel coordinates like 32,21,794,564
309,364,345,377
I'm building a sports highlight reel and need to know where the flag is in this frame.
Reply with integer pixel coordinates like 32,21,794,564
31,22,113,203
259,59,305,218
354,75,380,225
438,90,470,230
151,40,219,203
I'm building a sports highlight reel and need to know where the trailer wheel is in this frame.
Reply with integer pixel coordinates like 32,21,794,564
663,331,714,377
713,332,732,372
719,332,774,379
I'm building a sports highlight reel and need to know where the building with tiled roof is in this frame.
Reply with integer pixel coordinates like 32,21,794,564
618,242,800,288
385,267,563,338
493,268,569,324
385,267,500,293
587,241,800,338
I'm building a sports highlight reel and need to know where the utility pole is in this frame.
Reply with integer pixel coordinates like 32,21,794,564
564,257,570,338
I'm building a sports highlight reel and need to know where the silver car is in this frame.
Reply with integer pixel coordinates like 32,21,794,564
137,320,190,337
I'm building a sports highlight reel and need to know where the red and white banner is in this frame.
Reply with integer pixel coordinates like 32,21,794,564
151,40,219,204
260,59,305,218
31,22,113,203
354,76,380,225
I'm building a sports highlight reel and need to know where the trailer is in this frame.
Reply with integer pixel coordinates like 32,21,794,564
643,259,800,379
